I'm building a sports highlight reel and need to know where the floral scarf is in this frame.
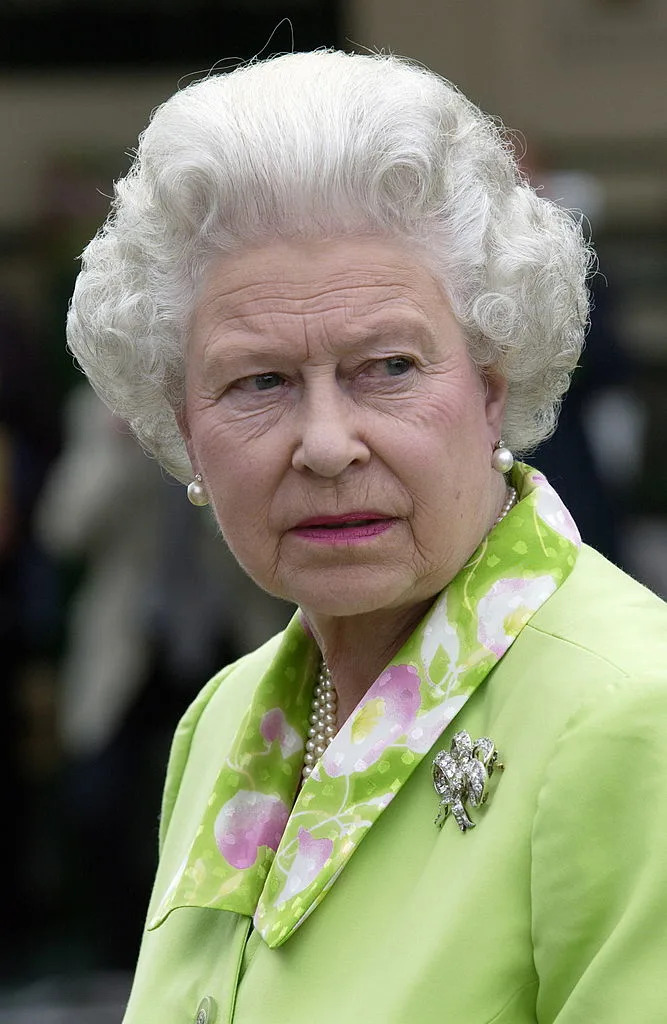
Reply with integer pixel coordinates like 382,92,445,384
149,465,580,947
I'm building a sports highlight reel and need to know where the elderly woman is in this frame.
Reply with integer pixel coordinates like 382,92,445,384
67,50,667,1024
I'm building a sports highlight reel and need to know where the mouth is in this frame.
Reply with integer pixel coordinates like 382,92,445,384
289,513,397,544
293,513,392,529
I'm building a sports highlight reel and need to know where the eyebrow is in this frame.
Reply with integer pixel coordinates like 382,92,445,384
350,318,437,349
201,315,439,372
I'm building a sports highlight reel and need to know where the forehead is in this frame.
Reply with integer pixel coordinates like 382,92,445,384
192,236,450,338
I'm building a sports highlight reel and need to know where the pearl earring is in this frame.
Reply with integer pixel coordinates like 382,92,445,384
187,473,209,506
491,440,514,474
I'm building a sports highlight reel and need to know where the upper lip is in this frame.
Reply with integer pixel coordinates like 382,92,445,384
292,512,393,528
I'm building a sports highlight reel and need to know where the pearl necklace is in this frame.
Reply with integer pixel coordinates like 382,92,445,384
302,662,338,780
301,486,518,780
496,485,517,525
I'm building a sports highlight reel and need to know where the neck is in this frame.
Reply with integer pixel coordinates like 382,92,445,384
302,479,515,725
302,600,433,724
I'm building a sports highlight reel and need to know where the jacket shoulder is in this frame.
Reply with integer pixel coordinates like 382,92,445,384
525,544,667,679
484,543,667,772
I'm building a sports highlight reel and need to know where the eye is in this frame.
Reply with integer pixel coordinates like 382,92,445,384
251,372,285,391
224,371,289,397
384,356,414,376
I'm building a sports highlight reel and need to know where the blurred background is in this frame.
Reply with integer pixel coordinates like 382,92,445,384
1,0,665,1019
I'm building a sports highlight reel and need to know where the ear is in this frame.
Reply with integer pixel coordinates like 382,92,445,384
483,369,508,439
175,403,197,474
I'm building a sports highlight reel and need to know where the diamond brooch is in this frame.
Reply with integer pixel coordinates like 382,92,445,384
432,730,504,832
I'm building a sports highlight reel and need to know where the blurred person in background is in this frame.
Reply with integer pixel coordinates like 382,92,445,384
524,143,644,566
36,383,291,969
0,299,61,980
67,51,667,1024
533,273,632,563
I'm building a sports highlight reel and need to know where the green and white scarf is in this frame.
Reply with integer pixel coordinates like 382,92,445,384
150,464,580,947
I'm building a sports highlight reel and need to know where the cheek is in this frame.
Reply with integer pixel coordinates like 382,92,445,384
383,393,492,519
436,378,495,460
193,425,285,553
394,386,487,464
192,408,276,481
208,485,276,585
208,462,273,533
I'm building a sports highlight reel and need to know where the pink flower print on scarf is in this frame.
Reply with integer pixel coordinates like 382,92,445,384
274,828,334,907
322,664,421,777
214,790,290,870
531,471,581,546
260,708,303,759
477,576,557,658
405,695,468,754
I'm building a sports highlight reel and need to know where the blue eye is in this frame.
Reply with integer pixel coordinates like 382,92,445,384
385,357,413,376
254,373,284,391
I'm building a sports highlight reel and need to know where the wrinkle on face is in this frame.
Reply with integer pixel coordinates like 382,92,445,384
191,241,450,371
195,259,438,324
182,235,507,620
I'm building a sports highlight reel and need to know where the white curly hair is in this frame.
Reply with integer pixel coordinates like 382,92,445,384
67,49,593,483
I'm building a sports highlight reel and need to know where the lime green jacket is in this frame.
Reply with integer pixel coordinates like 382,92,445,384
123,544,667,1024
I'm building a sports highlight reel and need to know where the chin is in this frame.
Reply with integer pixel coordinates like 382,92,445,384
272,567,415,619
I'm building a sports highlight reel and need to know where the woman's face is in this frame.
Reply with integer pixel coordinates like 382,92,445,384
182,236,507,618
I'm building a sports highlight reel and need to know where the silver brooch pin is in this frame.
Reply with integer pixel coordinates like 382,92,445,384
432,730,504,832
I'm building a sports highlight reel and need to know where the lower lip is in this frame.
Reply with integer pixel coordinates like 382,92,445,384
291,520,396,544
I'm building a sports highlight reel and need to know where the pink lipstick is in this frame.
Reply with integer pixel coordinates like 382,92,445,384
291,513,395,544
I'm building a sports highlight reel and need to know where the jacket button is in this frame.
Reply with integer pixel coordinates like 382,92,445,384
195,995,217,1024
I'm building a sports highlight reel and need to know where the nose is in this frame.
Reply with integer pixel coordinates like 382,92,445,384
291,387,370,477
